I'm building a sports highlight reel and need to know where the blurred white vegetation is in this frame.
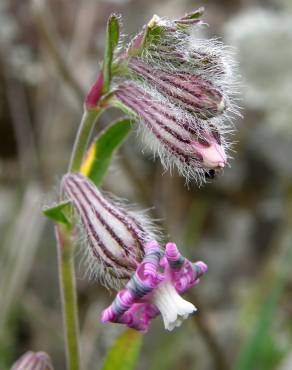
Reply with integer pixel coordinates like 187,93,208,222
224,8,292,134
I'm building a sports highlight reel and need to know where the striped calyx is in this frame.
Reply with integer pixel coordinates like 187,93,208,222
101,241,207,332
11,351,53,370
115,82,227,182
61,173,158,288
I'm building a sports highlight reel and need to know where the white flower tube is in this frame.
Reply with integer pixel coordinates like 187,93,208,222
152,281,197,331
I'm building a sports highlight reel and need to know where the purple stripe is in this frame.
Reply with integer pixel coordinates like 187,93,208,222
121,82,214,139
133,60,215,91
70,176,136,260
130,61,222,114
64,178,134,275
116,92,200,164
74,174,145,258
12,353,34,370
118,88,192,144
134,66,208,110
116,86,204,161
67,178,134,271
117,93,192,160
119,81,200,135
210,125,221,145
147,100,199,135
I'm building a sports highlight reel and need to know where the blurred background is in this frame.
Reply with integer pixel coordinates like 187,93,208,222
1,0,292,369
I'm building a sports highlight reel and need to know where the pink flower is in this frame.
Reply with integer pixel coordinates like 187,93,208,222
101,241,207,332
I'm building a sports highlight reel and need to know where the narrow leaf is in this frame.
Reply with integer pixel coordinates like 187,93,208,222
127,16,167,58
103,14,120,93
135,16,163,56
101,329,143,370
177,7,204,22
43,201,70,225
80,118,132,186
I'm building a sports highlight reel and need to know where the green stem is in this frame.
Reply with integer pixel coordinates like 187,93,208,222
56,225,81,370
57,106,102,369
69,108,102,172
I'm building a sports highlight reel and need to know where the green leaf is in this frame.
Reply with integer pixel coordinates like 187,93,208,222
253,334,288,370
103,14,120,94
44,118,131,225
178,7,204,21
101,329,143,370
43,201,71,225
126,16,164,58
80,118,132,186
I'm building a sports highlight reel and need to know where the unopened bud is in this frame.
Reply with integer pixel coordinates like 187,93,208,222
129,59,225,119
115,82,227,182
62,173,159,288
11,351,53,370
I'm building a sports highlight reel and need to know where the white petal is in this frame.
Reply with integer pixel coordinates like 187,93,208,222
152,281,197,331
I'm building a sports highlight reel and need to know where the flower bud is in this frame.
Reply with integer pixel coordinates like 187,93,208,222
61,173,159,287
11,351,53,370
114,82,227,183
85,72,104,110
129,59,225,119
133,10,235,82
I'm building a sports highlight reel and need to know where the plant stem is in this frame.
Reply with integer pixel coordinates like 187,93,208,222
69,108,102,172
38,2,105,366
56,225,81,370
57,106,101,369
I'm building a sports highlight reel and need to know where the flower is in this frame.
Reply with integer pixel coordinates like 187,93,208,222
111,9,239,183
10,351,53,370
101,241,207,332
62,173,207,331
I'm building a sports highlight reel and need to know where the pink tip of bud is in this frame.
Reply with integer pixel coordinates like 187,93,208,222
192,140,227,169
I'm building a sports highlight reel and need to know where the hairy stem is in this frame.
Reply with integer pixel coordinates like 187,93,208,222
56,225,81,370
